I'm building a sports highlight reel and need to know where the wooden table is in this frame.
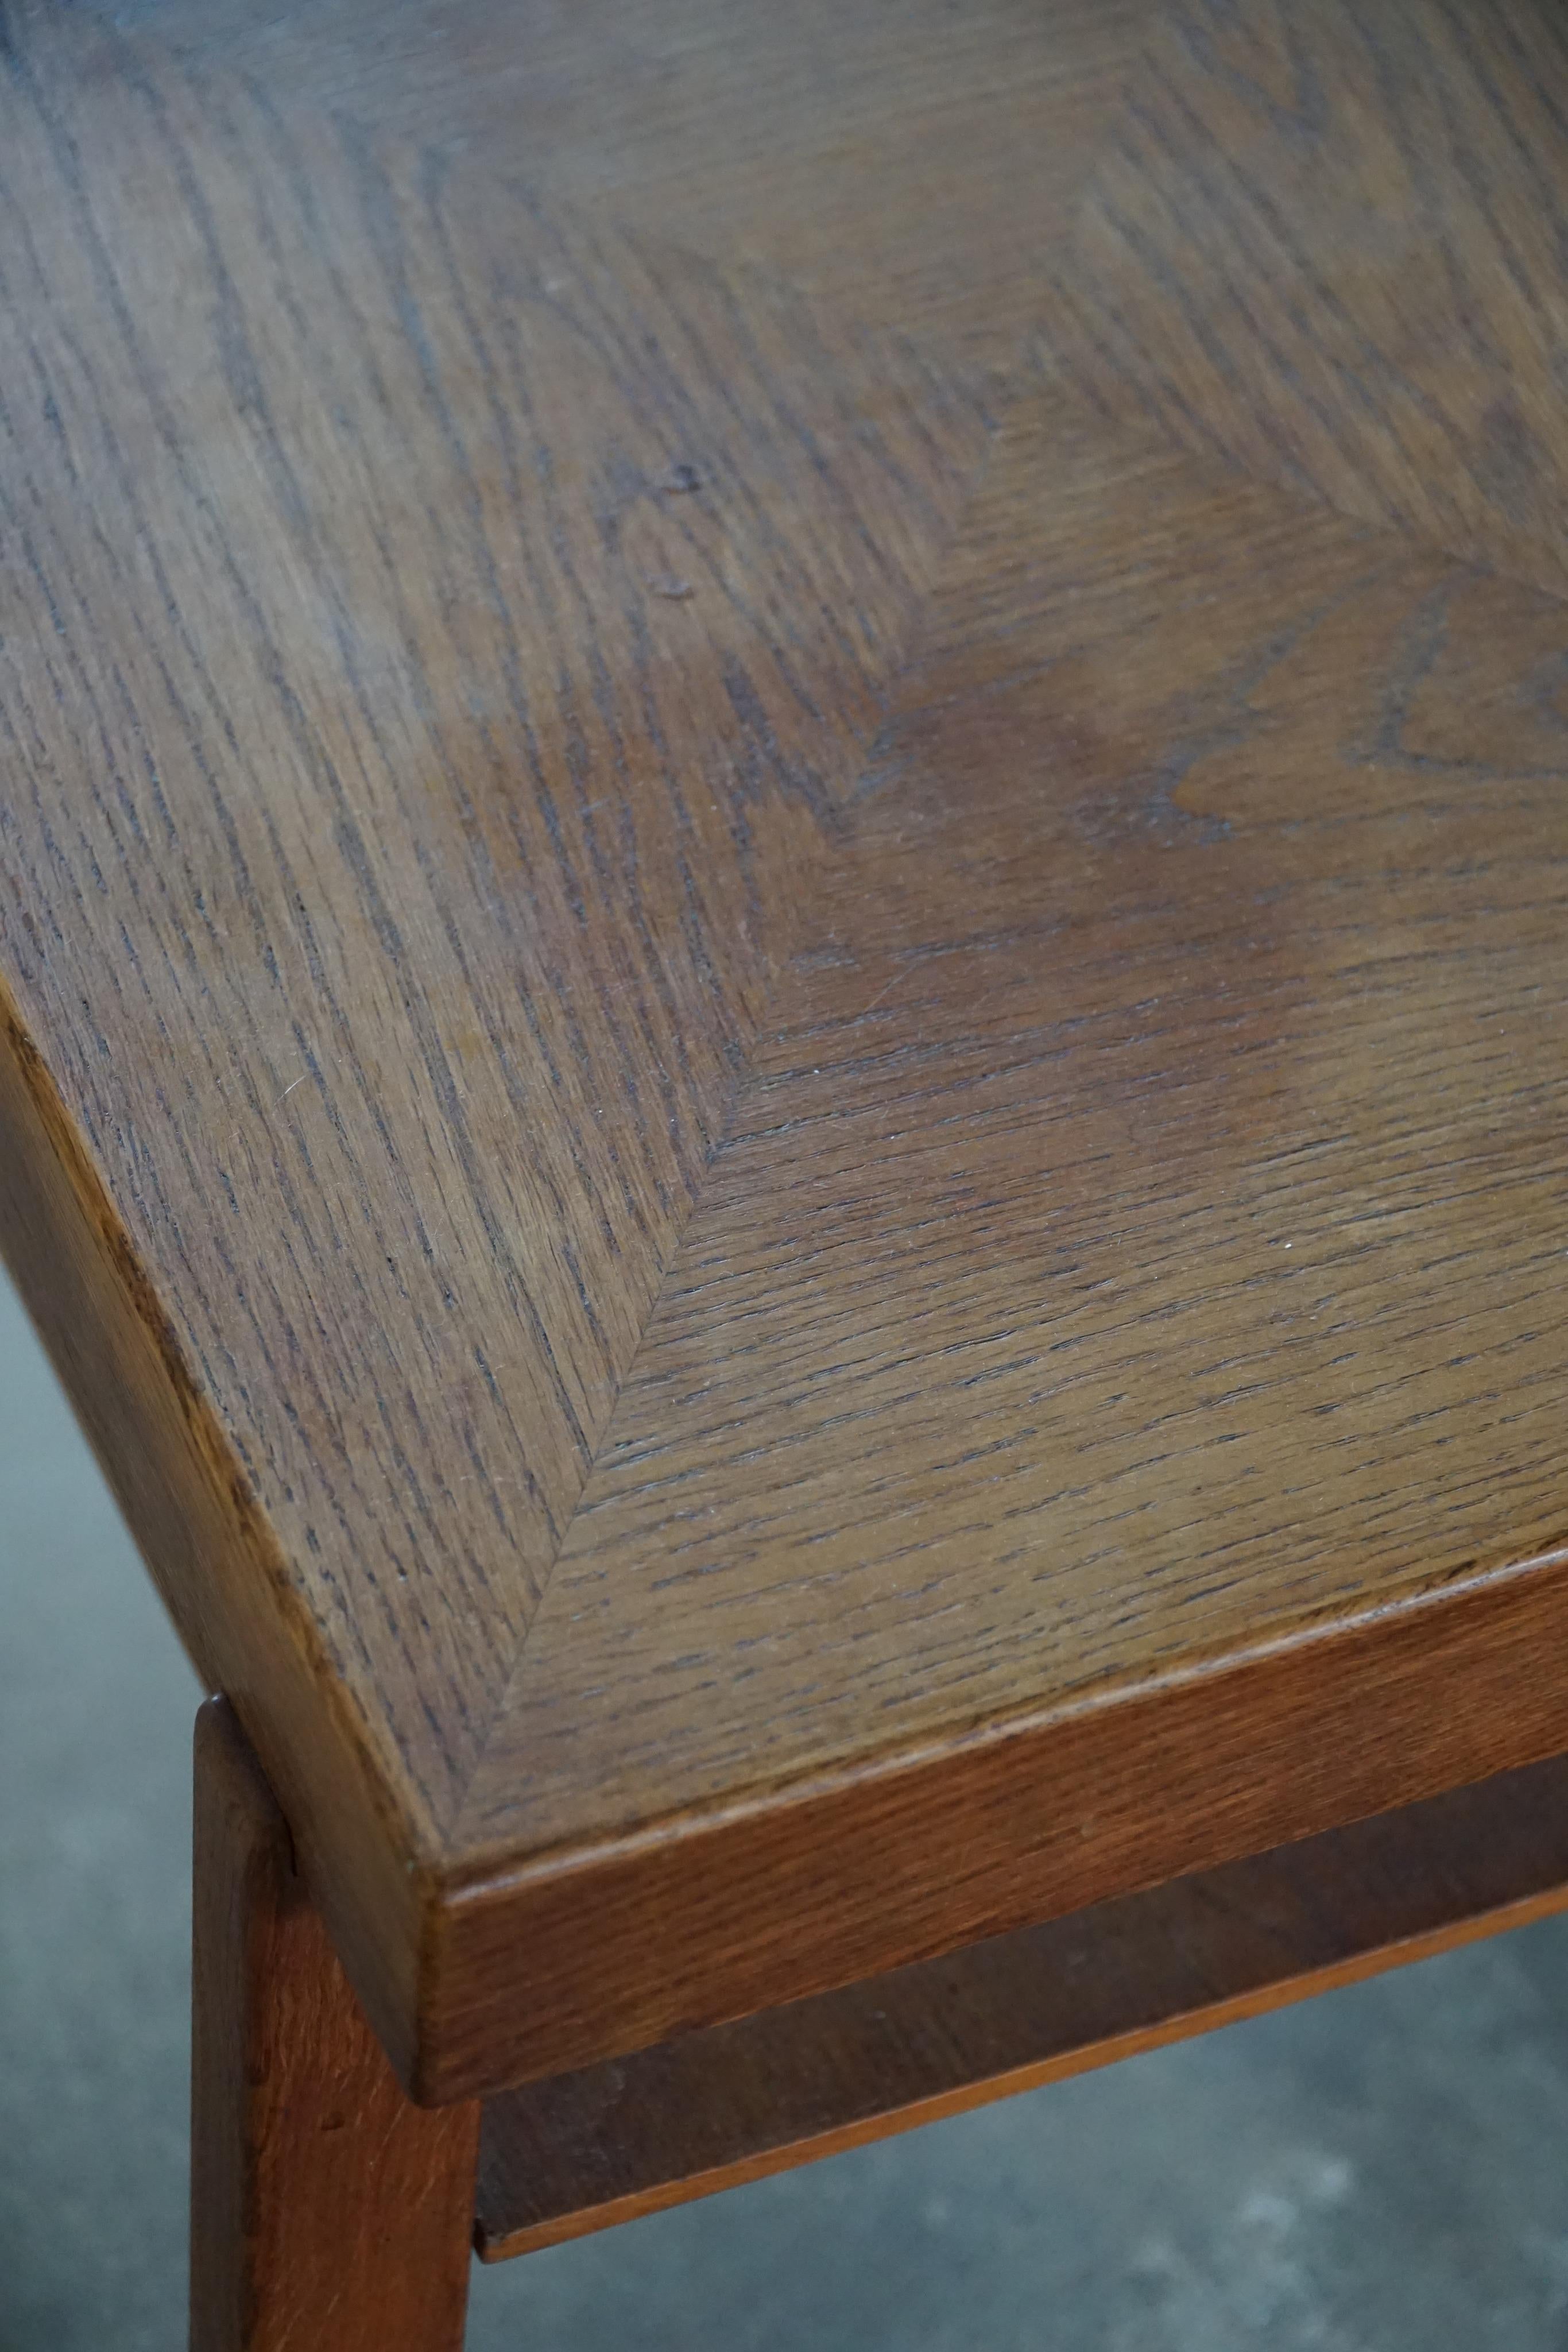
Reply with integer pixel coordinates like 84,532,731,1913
5,0,1568,2339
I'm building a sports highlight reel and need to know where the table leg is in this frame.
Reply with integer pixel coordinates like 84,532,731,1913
190,1698,479,2351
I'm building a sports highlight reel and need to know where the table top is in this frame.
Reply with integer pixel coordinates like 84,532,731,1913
3,0,1568,2102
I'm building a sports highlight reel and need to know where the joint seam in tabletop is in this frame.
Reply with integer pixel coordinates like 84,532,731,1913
384,214,1013,1832
444,401,1012,1820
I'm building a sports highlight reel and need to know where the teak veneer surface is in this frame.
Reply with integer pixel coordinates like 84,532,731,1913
2,0,1567,2100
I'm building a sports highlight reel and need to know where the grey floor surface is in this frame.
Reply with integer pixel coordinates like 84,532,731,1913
5,1264,1568,2352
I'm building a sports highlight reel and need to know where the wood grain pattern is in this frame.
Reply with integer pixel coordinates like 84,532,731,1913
3,0,1568,2107
0,1,993,2060
470,407,1568,1847
433,405,1568,2092
1042,0,1568,590
191,1700,477,2349
475,1749,1568,2258
0,16,988,1828
80,0,1149,361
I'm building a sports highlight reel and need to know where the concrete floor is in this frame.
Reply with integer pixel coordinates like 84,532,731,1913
5,1266,1568,2351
